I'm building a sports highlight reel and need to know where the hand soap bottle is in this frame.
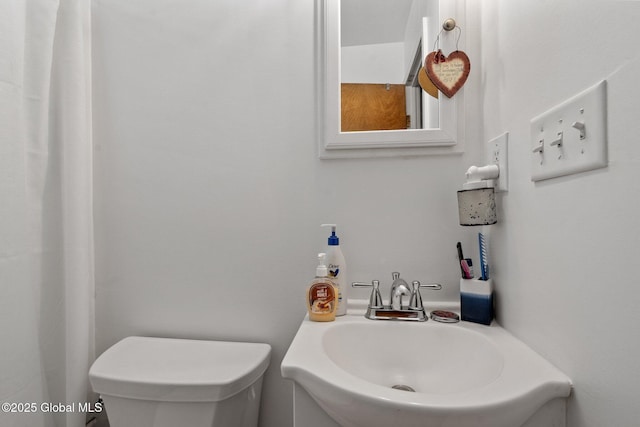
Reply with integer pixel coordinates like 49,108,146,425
321,224,347,316
307,253,339,322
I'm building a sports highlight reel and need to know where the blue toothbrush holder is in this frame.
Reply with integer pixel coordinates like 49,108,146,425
460,278,494,325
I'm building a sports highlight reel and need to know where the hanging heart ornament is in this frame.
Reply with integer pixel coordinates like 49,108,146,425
418,67,439,99
424,49,470,98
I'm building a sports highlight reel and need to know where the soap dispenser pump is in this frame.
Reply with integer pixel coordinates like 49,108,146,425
321,224,347,316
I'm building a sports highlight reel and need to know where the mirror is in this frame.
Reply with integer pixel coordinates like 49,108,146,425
317,0,464,158
340,0,438,132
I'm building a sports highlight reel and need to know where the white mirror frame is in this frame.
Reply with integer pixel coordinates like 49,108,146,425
317,0,466,159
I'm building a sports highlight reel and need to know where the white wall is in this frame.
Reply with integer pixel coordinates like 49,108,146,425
93,0,640,426
341,43,405,83
478,1,640,426
91,1,480,427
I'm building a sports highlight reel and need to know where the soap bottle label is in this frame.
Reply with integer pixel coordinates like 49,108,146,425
327,263,343,305
328,263,340,279
309,283,336,314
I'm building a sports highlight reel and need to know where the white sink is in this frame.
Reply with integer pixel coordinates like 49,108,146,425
281,303,571,427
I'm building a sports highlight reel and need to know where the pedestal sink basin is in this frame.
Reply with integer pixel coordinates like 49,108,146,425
323,320,504,395
281,302,571,427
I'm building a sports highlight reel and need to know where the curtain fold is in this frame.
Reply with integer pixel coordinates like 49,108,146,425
0,1,94,426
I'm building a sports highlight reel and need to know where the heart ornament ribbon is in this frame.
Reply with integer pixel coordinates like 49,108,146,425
424,49,470,98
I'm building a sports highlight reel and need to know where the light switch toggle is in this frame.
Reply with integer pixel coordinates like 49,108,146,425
549,132,563,148
572,121,586,139
532,140,544,154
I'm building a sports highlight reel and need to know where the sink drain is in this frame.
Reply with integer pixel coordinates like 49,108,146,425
391,384,415,392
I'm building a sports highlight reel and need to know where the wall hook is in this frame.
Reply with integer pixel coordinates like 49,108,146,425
434,19,462,52
442,18,456,31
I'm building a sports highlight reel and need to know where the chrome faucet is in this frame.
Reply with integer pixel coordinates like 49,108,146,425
390,272,411,310
353,272,442,322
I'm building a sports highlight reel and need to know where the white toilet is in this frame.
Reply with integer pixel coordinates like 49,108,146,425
89,336,271,427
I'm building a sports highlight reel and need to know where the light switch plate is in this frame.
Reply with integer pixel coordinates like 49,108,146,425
530,80,607,181
487,132,508,192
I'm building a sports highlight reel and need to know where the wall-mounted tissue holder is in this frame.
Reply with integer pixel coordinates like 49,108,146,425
457,164,499,226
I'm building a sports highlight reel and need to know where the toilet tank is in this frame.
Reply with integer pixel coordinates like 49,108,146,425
89,336,271,427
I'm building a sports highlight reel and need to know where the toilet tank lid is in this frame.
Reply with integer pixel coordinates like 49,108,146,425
89,336,271,402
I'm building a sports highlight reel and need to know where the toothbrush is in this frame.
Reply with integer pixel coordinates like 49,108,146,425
456,242,465,278
461,259,472,279
479,233,489,280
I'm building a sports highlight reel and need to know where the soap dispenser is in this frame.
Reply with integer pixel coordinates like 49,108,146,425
321,224,347,316
307,253,339,322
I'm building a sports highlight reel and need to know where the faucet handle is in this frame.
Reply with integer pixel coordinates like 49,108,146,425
420,282,443,291
408,281,424,311
408,281,443,311
352,280,384,309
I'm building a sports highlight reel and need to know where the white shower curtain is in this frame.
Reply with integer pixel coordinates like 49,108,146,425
0,1,94,426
